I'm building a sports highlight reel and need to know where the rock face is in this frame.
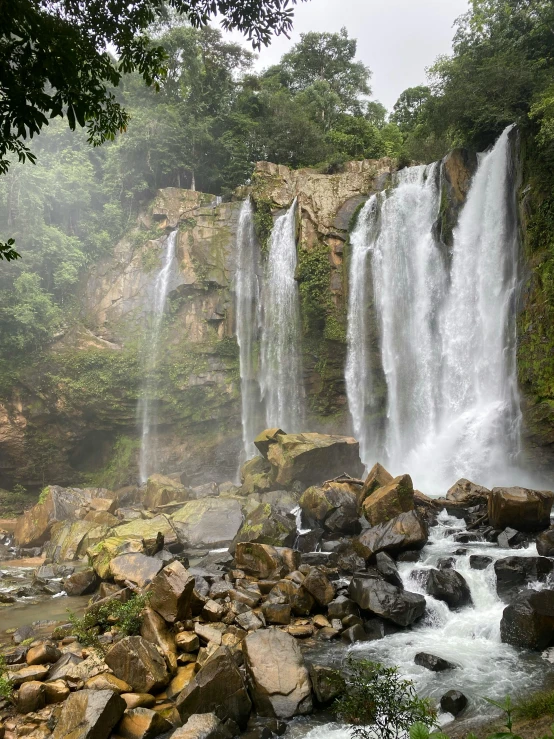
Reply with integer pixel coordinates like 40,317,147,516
500,589,554,649
348,576,426,626
488,487,554,531
362,474,414,526
52,689,126,739
105,637,170,693
356,511,428,559
265,432,364,487
243,628,312,718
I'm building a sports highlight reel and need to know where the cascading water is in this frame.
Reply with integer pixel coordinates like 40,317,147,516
348,126,521,493
137,229,178,484
260,198,304,431
235,198,262,461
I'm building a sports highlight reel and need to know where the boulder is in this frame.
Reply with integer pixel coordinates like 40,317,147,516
299,483,360,534
44,680,71,704
105,637,170,693
118,707,172,739
267,580,314,616
414,653,456,672
172,498,243,548
375,552,403,588
167,665,197,701
497,527,527,549
141,607,178,673
424,569,472,609
64,568,99,596
243,628,312,718
172,713,232,739
441,690,467,716
446,478,490,506
254,428,287,459
235,543,300,579
45,519,97,562
266,432,364,487
176,632,200,652
51,689,126,739
26,643,61,665
110,553,163,588
240,457,276,496
362,474,414,526
356,511,428,559
8,665,49,686
17,681,47,713
361,463,393,502
500,589,554,649
494,557,553,598
469,555,492,570
148,560,195,623
232,504,296,550
85,674,132,694
327,596,359,620
121,694,157,710
175,646,252,728
308,664,344,706
488,487,554,532
348,577,425,627
145,474,188,509
537,528,554,557
301,568,335,606
262,602,292,625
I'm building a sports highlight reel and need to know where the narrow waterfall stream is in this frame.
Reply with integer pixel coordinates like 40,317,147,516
235,198,262,461
260,198,304,431
348,126,523,494
138,229,178,484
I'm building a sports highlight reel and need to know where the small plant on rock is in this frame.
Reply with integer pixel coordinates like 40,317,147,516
68,592,149,651
0,656,13,703
334,657,437,739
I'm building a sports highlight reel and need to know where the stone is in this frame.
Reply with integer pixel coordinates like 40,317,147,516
202,599,226,622
145,474,188,509
172,713,232,739
327,596,359,620
26,643,61,665
488,487,554,531
172,498,243,548
361,463,394,501
308,664,344,705
14,486,93,548
424,569,472,609
149,560,195,623
363,474,414,526
64,568,99,596
8,665,49,687
446,479,491,506
105,636,170,693
195,623,225,646
254,429,286,459
299,483,360,534
267,432,364,487
51,689,126,739
287,624,313,638
110,553,163,588
167,665,197,701
44,680,70,704
140,607,178,673
17,681,47,713
84,511,119,527
440,690,468,716
236,610,264,631
301,568,335,606
500,589,554,649
176,632,200,652
243,628,312,718
118,707,172,739
45,519,98,562
121,694,157,709
261,602,291,625
46,653,83,683
537,528,554,557
240,457,275,496
175,646,252,728
85,674,132,694
232,504,296,550
267,580,314,616
356,511,428,559
375,552,403,588
494,556,553,598
234,543,299,579
497,527,528,549
469,555,492,570
341,624,368,643
348,577,426,627
414,653,456,672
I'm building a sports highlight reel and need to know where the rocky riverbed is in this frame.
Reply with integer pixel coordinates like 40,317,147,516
1,429,554,739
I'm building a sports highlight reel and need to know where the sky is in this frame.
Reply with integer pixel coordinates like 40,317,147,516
225,0,469,110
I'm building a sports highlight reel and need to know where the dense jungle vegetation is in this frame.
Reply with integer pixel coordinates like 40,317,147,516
0,0,553,384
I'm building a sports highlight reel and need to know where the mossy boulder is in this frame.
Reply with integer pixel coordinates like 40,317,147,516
240,456,276,495
14,486,92,548
145,474,188,509
231,503,296,551
253,428,286,459
362,474,414,526
299,482,360,534
171,498,243,548
361,463,393,502
44,520,98,563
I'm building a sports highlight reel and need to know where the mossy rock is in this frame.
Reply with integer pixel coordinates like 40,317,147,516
231,503,296,551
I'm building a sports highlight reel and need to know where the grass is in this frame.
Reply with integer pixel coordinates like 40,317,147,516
516,691,554,721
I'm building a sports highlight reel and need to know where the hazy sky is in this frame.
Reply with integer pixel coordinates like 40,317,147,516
225,0,469,110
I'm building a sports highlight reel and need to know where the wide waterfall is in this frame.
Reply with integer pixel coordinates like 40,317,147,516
348,126,521,494
138,229,178,484
235,198,262,461
260,198,304,431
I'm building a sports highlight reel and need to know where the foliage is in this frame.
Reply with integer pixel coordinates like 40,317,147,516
515,690,554,721
296,243,333,335
0,655,13,702
85,435,140,491
334,658,436,739
68,592,149,650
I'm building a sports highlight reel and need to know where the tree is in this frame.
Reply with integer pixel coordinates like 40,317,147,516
391,86,431,132
0,0,306,175
365,100,387,129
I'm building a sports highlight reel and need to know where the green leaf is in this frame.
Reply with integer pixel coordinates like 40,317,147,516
410,723,431,739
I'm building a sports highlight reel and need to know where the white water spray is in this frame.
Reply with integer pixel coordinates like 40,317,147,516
138,229,178,484
260,199,304,431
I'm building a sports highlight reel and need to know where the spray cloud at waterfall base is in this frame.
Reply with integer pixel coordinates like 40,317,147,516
346,125,529,496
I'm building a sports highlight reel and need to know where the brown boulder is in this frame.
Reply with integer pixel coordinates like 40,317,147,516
356,510,428,559
254,428,286,459
145,474,188,509
118,707,172,739
14,486,87,547
234,543,300,579
44,679,70,704
64,568,99,597
172,713,231,739
105,637,170,694
52,689,126,739
26,643,61,665
301,568,335,606
85,674,132,694
488,487,554,532
148,560,195,623
446,478,491,506
110,553,163,588
140,608,178,673
299,483,360,534
17,681,46,713
243,628,312,718
362,474,414,526
501,589,554,649
361,463,393,500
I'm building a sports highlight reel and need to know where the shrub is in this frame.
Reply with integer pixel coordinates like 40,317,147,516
334,657,436,739
0,656,13,702
68,592,149,651
516,689,554,720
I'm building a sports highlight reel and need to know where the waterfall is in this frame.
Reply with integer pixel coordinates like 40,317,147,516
138,229,178,484
235,198,262,461
260,198,304,431
348,126,521,493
